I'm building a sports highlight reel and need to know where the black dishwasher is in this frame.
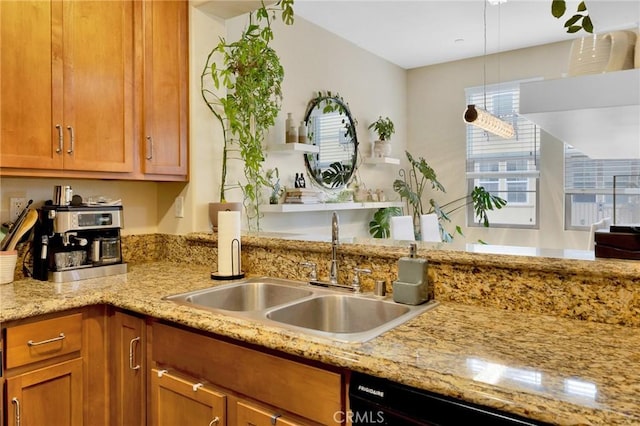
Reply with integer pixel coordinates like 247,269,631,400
349,372,550,425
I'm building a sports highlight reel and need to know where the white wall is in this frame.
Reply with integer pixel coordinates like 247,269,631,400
407,41,588,249
215,13,407,237
0,4,594,249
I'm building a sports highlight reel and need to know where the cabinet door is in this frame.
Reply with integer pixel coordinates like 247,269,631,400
61,0,134,173
236,401,306,426
111,311,146,426
141,0,188,177
6,358,83,426
0,0,64,169
150,369,227,426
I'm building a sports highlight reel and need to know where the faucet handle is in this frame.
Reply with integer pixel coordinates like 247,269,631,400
300,261,317,281
352,267,372,293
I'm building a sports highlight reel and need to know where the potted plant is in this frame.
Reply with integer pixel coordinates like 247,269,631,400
201,0,294,231
368,116,394,158
266,168,283,204
369,151,507,241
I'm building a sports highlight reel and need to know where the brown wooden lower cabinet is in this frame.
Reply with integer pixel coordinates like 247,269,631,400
5,358,83,426
110,310,146,426
150,321,345,425
236,400,310,426
0,308,346,425
150,368,227,426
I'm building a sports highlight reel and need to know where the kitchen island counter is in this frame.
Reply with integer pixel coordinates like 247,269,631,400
2,261,639,425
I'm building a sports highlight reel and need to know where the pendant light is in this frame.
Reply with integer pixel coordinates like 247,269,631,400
463,0,514,139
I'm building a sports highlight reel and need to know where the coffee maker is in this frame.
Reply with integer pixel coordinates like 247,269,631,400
32,205,127,282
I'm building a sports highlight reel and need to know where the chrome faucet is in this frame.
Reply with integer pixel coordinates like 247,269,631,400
329,211,339,284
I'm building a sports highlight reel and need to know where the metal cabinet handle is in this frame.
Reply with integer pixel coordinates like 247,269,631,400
146,136,153,160
66,126,75,154
208,417,220,426
55,124,63,153
12,397,21,426
129,336,141,370
27,332,65,346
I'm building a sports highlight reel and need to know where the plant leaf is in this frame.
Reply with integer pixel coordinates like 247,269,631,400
551,0,566,18
577,1,587,12
582,15,593,33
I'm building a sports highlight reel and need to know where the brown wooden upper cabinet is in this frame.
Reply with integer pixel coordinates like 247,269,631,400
0,0,189,181
140,0,189,179
0,0,135,173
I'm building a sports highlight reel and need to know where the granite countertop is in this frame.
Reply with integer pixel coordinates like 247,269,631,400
1,261,639,425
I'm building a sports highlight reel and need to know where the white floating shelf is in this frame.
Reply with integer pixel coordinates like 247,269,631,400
261,201,404,213
268,143,319,154
364,156,400,165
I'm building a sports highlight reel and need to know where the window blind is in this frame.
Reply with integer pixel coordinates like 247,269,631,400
565,145,640,192
465,80,540,228
465,81,539,177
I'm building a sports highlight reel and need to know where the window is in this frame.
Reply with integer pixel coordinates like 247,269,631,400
465,81,540,228
309,112,354,168
564,145,640,229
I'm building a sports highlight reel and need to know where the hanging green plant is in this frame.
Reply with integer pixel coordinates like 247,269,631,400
201,0,294,230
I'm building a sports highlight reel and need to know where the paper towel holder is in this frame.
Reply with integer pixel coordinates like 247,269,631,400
211,238,245,280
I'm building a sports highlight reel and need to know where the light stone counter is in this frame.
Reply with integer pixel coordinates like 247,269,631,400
1,261,639,426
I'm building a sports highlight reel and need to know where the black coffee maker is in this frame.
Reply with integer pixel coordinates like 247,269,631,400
32,205,127,282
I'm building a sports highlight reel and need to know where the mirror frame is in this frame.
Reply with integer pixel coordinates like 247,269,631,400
303,93,358,189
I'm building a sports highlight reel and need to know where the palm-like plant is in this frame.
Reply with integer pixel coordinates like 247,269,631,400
372,151,507,241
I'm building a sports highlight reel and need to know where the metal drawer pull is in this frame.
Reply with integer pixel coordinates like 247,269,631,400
27,332,65,347
66,126,74,154
156,369,168,378
129,336,141,370
192,382,203,392
209,417,220,426
146,136,153,160
55,124,63,153
12,397,21,426
271,413,282,425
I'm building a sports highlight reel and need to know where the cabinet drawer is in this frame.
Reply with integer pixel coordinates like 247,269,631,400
5,313,83,369
237,400,311,426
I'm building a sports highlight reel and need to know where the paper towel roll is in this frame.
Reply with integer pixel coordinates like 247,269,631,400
217,211,241,276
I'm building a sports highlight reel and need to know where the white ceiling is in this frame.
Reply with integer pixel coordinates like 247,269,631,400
293,0,640,69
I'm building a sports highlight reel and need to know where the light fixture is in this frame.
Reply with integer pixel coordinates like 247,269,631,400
463,0,514,139
464,104,515,138
464,105,515,139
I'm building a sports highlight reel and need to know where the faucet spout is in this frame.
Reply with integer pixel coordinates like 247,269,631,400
330,211,339,284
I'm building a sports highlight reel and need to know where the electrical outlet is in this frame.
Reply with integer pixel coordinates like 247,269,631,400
10,197,28,222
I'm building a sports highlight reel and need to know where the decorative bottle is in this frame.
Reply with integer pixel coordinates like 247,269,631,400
285,113,293,143
298,121,308,144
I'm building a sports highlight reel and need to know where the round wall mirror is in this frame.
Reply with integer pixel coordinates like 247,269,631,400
303,93,358,189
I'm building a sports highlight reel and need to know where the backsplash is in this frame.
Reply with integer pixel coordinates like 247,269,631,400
13,232,639,327
121,233,640,328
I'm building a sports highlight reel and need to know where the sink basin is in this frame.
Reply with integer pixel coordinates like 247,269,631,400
267,294,410,333
163,277,437,343
164,279,313,312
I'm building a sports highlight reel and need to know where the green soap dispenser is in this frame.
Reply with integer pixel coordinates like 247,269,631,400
393,243,430,305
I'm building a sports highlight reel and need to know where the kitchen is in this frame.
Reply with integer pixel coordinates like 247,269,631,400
1,0,640,425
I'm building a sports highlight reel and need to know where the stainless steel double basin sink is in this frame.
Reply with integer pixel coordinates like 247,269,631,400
164,277,437,343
